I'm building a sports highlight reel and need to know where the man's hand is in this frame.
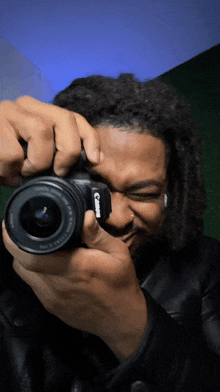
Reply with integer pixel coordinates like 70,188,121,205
0,96,101,187
2,211,147,361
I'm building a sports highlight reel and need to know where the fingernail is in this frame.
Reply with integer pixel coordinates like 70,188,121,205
21,170,33,177
55,167,69,177
93,149,100,163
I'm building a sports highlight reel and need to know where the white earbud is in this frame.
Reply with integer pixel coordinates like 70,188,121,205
164,194,168,207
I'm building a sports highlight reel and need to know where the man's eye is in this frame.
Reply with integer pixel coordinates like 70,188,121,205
126,193,161,201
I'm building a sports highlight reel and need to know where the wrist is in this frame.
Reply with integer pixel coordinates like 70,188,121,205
102,289,148,361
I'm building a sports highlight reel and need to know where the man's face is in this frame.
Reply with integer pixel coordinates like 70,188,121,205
90,127,167,252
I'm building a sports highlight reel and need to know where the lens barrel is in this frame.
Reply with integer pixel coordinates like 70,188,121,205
4,176,86,254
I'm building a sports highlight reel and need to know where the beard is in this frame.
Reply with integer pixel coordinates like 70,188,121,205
127,225,165,255
101,220,166,283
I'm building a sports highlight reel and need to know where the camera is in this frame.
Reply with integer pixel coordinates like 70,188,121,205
4,151,111,254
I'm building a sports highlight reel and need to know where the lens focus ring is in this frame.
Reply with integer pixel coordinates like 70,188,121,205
4,177,86,254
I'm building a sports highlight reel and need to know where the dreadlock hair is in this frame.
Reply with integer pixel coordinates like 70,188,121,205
52,73,207,252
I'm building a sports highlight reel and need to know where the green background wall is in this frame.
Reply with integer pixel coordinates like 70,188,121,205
0,44,220,240
160,44,220,241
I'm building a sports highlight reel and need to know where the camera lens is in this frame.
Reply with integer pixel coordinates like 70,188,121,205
4,176,89,254
20,196,62,238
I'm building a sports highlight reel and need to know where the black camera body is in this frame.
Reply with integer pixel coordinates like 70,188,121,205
4,154,111,254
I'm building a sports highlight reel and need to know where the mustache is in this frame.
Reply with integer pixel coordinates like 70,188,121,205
100,221,145,238
101,221,163,241
100,221,166,260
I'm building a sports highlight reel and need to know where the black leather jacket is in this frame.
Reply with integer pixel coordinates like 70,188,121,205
0,227,220,392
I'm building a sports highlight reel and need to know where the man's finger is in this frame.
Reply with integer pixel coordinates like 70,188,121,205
0,129,24,185
54,113,102,173
22,137,55,174
1,220,72,274
17,97,101,174
74,114,101,164
81,211,130,259
2,220,31,263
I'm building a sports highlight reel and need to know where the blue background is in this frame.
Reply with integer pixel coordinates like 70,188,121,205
0,0,220,239
1,0,220,96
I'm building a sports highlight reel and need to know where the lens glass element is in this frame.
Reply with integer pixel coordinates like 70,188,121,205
20,196,62,238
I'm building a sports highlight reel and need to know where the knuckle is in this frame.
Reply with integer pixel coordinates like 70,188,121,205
70,111,82,121
43,295,60,314
56,108,77,125
0,100,15,111
74,111,91,128
74,113,95,134
27,116,51,136
16,96,33,105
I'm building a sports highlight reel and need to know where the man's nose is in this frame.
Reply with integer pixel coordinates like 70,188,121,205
105,192,134,230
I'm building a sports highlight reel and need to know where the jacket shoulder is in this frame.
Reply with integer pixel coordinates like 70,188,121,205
195,234,220,266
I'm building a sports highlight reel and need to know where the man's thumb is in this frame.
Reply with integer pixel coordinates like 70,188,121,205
81,210,128,257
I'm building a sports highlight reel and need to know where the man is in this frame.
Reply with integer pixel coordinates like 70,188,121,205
0,74,219,391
